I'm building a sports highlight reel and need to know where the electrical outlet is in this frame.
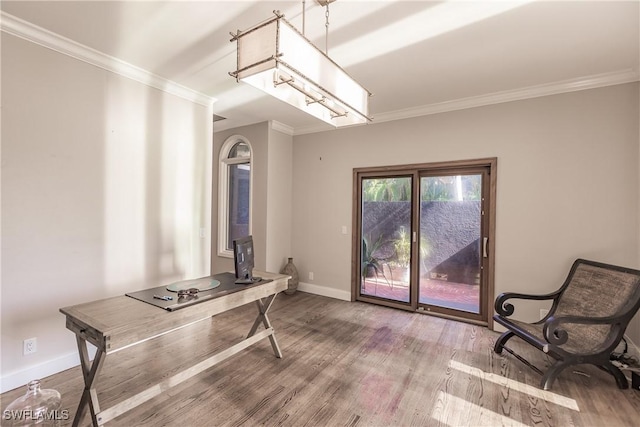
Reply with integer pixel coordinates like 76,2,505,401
309,272,314,281
23,337,37,355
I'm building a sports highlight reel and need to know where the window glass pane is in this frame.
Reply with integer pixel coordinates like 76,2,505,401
361,177,412,303
419,174,482,313
227,163,250,250
420,175,481,201
228,142,250,159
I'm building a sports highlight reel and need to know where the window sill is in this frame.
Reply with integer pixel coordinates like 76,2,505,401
218,249,233,259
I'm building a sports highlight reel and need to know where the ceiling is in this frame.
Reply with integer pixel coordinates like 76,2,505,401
2,1,639,134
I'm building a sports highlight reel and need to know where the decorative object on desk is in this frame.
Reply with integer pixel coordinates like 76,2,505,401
3,379,62,426
177,288,200,298
166,277,220,292
126,272,274,311
280,257,299,295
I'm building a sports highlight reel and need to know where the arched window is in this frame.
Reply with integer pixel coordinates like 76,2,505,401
218,136,252,257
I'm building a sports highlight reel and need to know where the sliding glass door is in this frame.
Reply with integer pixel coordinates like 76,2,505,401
418,173,483,315
360,175,412,304
353,159,496,325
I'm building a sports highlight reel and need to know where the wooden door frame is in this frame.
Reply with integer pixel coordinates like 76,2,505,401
352,170,416,311
352,158,497,328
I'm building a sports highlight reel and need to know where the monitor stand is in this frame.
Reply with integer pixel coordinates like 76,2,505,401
235,274,262,285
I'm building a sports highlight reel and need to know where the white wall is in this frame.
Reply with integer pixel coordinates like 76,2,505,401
2,29,638,395
212,122,268,273
292,83,640,335
266,123,293,273
629,82,640,346
1,33,213,392
211,122,293,275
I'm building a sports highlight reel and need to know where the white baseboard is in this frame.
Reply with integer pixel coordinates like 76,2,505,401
297,282,351,301
0,347,95,393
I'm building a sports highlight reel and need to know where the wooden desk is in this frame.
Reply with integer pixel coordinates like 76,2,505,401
59,271,288,426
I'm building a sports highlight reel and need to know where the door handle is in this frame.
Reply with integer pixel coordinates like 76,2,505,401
483,237,488,258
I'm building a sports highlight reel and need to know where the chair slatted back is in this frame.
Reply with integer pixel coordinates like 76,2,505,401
556,262,640,318
552,261,640,351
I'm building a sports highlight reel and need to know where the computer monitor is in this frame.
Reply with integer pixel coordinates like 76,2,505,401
233,235,262,284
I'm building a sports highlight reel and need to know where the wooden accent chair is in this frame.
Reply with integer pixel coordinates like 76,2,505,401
493,259,640,390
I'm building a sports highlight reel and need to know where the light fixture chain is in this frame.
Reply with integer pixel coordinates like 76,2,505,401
302,0,306,35
325,3,330,54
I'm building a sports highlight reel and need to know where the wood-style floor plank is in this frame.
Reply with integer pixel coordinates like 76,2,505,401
2,292,639,426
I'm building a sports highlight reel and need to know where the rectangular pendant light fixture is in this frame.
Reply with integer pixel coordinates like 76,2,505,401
230,11,372,127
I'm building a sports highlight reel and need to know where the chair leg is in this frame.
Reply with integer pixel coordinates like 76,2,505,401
599,361,629,389
493,331,515,354
541,360,572,390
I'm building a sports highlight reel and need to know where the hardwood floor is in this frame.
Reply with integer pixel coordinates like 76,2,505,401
2,292,640,426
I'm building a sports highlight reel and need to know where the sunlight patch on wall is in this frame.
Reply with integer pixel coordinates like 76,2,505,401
104,79,148,289
164,95,197,278
103,77,210,291
448,360,580,411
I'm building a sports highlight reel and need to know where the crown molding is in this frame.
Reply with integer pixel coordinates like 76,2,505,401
294,68,640,135
1,11,216,107
373,69,640,125
270,120,295,136
7,6,632,133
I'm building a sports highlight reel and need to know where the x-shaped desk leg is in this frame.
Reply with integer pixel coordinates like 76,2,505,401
247,293,282,358
73,335,106,427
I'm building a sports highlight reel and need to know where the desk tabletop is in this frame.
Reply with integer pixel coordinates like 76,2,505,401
59,271,289,353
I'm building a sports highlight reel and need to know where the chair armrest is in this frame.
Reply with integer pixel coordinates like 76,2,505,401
494,291,561,317
542,314,624,346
